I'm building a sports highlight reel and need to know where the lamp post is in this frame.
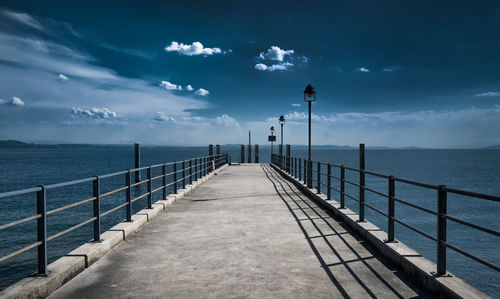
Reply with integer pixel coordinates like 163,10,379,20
279,115,285,169
270,126,275,154
304,84,316,188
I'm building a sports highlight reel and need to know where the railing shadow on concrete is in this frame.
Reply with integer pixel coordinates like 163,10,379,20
261,164,429,299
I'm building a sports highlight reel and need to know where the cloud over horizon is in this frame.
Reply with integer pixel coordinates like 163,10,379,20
164,41,227,56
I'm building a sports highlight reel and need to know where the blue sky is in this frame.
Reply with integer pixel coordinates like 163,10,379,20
0,1,500,147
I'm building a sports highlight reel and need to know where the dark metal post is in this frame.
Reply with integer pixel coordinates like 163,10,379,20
240,144,245,164
317,162,321,193
134,143,141,183
189,160,193,184
278,144,283,169
308,101,311,161
248,145,252,163
93,177,101,242
286,144,291,173
340,166,345,209
386,176,395,242
182,161,186,189
359,143,365,222
147,166,152,208
209,144,214,171
216,145,221,168
299,159,302,181
255,144,259,163
307,160,312,188
125,171,132,221
304,159,307,184
194,159,198,181
36,185,47,275
203,157,207,176
173,163,178,193
327,164,331,200
437,185,448,276
162,164,167,199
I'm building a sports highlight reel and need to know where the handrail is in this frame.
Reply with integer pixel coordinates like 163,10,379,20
272,152,500,276
0,152,230,277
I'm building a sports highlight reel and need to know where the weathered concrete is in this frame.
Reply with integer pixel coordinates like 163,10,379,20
0,165,226,299
49,164,432,298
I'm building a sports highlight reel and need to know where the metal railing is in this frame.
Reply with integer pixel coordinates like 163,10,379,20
0,153,229,276
271,152,500,276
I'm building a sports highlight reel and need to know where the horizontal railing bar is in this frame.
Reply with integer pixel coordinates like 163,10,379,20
364,186,389,198
47,197,96,216
363,201,389,217
445,215,500,237
131,192,150,203
0,214,41,231
101,202,129,217
0,241,42,263
151,185,164,194
364,170,390,179
344,166,361,173
0,187,41,200
47,217,96,242
442,241,500,272
100,186,129,199
98,170,128,179
393,217,437,241
45,177,96,190
444,187,500,202
344,193,359,202
393,197,437,215
150,175,164,181
344,179,360,187
130,179,148,188
393,177,439,190
329,186,341,193
331,175,341,181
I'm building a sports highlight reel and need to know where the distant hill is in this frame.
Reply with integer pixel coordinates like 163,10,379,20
481,144,500,149
0,140,106,149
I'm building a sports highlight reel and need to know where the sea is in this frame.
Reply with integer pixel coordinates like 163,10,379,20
0,146,499,296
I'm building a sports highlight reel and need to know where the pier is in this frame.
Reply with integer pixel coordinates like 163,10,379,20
0,146,497,298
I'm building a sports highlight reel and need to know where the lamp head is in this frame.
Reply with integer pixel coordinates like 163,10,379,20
304,84,316,102
279,115,285,124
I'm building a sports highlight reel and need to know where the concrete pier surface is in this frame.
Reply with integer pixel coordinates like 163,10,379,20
49,164,430,298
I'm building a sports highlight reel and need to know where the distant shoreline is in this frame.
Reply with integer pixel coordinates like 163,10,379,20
1,140,499,150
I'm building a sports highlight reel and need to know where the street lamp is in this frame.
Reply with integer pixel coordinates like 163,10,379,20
304,84,316,187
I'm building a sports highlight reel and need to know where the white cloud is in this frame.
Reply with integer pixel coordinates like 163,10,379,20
357,67,370,72
2,10,43,30
71,107,118,119
473,91,500,97
194,88,210,96
185,85,194,91
153,112,175,122
382,67,394,72
292,103,301,107
164,41,223,56
58,74,69,81
0,96,25,107
254,62,293,72
160,80,182,91
215,114,239,127
259,46,294,62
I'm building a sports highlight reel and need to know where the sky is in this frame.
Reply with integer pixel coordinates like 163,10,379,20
0,1,500,148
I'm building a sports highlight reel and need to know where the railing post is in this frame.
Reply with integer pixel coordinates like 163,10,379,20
134,143,140,183
303,159,307,184
36,185,47,275
248,144,252,163
340,165,345,209
173,163,177,193
125,171,132,221
162,164,167,199
327,164,331,200
386,176,395,242
93,177,101,242
204,157,207,176
317,162,321,193
147,166,152,209
240,144,245,164
189,160,193,184
307,159,312,188
255,144,259,163
437,185,448,276
194,159,198,181
182,161,186,189
359,143,365,222
286,144,291,173
298,159,302,180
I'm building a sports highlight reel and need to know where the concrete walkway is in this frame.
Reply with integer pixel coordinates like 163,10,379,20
49,164,430,298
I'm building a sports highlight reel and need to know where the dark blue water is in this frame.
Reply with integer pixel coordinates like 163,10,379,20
0,147,499,296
